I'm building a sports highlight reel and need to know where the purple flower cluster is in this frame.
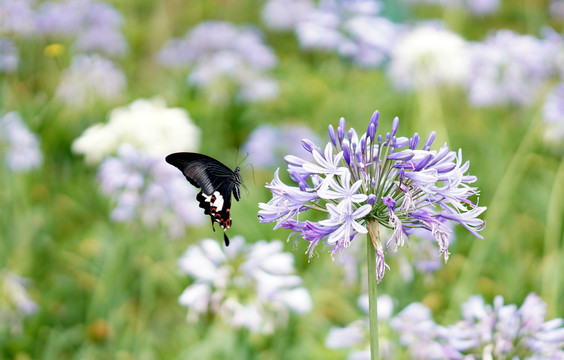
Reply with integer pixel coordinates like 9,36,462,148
242,123,320,168
292,0,403,68
35,0,128,57
258,110,485,281
326,293,564,359
97,144,205,238
467,29,563,107
401,0,500,16
157,21,279,104
0,112,43,172
396,294,564,359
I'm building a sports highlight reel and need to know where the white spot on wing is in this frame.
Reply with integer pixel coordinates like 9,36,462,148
212,191,224,211
202,191,224,211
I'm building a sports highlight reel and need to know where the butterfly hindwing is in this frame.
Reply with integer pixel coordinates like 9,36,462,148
165,152,241,246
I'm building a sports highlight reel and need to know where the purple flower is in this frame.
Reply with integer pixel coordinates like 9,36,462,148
543,83,564,143
0,112,43,172
55,54,126,108
445,293,564,359
242,123,320,168
0,270,38,334
36,0,128,56
0,37,18,73
156,21,278,104
0,0,36,36
259,109,486,281
467,29,562,107
97,144,205,238
294,0,403,68
261,0,316,31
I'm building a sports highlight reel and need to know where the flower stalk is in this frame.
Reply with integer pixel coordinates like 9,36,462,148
367,219,380,360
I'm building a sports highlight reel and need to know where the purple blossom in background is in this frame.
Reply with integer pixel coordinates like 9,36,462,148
56,54,126,108
467,29,563,107
97,144,205,238
0,37,18,73
543,83,564,143
401,0,499,15
156,21,279,104
35,0,128,56
0,0,36,35
261,0,315,31
243,123,320,168
550,0,564,19
0,270,38,334
178,236,312,334
258,110,486,282
0,112,43,172
294,0,403,68
328,293,564,359
444,294,564,359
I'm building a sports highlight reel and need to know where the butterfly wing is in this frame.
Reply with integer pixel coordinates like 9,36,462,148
166,152,239,246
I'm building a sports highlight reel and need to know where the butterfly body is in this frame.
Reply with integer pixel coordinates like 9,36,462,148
165,152,242,246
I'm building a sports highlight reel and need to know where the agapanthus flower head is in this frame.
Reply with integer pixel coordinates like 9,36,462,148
36,0,128,56
0,112,43,172
259,109,486,281
178,236,312,334
0,0,36,36
295,0,402,68
156,21,279,104
55,54,126,108
97,144,205,237
261,0,316,31
388,23,470,91
401,0,500,16
467,29,563,107
445,293,564,359
72,98,200,164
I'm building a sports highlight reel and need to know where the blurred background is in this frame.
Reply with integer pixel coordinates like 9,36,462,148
1,0,563,359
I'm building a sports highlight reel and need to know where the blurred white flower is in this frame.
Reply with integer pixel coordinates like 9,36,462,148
0,270,38,334
388,23,470,91
72,98,200,164
56,54,126,108
178,236,312,334
0,112,43,172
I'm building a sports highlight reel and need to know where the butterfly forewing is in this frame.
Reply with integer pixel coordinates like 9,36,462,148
165,152,241,246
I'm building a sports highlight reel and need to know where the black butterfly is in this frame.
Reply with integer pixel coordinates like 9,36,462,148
165,152,242,246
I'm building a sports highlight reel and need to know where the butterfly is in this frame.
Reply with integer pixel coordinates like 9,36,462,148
165,152,242,246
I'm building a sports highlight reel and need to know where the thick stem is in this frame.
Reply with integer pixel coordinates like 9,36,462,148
367,220,380,360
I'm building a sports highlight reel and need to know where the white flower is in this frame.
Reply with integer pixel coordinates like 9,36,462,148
72,98,200,164
178,236,312,334
388,23,470,91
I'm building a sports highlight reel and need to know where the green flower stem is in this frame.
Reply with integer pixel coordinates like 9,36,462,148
367,220,380,360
